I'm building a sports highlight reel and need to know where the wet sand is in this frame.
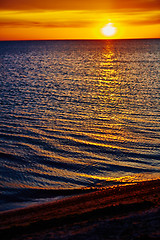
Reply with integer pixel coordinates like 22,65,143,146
0,179,160,240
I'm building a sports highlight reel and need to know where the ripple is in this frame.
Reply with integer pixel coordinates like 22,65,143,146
0,40,160,211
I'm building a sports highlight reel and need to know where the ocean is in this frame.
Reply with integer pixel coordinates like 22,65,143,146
0,39,160,211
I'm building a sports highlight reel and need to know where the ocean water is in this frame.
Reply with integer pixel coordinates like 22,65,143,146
0,39,160,211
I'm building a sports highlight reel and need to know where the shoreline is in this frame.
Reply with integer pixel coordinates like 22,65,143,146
0,179,160,239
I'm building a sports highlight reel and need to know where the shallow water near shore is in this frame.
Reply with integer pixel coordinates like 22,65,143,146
0,39,160,211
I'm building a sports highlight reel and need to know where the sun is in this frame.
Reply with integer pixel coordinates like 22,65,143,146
101,23,116,37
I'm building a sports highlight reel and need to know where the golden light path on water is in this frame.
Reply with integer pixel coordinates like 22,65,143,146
33,40,160,188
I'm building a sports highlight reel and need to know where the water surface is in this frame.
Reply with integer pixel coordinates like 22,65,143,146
0,39,160,211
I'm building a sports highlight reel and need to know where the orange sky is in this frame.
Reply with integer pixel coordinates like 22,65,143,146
0,0,160,40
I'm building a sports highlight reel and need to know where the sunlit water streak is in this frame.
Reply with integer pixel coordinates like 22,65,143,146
0,39,160,211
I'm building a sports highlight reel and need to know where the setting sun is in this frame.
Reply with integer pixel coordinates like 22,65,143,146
101,23,116,37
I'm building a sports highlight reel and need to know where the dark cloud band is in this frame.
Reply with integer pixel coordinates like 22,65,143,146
0,0,159,11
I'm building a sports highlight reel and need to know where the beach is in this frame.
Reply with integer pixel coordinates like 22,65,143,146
0,179,160,240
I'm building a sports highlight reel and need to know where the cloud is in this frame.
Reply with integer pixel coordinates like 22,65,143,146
0,0,159,12
119,13,160,26
126,15,160,26
0,0,108,11
0,19,92,28
112,0,160,12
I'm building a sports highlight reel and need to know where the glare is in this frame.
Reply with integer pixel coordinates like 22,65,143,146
101,23,116,37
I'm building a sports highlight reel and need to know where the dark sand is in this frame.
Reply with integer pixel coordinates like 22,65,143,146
0,179,160,240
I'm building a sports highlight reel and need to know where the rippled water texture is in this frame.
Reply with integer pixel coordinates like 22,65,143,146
0,40,160,209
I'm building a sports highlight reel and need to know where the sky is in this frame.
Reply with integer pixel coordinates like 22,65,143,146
0,0,160,40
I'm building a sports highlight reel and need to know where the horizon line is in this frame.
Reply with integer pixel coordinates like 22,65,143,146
0,37,160,42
